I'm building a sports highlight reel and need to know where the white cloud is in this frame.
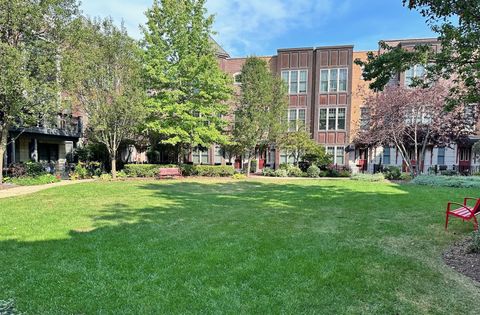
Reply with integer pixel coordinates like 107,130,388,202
80,0,354,56
206,0,339,56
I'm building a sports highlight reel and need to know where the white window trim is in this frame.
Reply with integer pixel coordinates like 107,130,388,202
319,107,347,131
281,70,308,95
320,68,348,93
287,108,307,131
326,146,345,165
233,72,242,85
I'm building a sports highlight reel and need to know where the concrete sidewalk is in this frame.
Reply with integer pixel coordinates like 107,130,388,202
0,180,94,199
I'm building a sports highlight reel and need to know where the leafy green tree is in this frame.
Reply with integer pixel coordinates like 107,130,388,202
67,19,146,179
233,57,288,175
142,0,232,162
357,0,480,108
0,0,79,182
278,130,330,167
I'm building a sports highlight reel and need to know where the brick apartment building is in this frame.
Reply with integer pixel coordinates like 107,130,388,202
211,38,480,174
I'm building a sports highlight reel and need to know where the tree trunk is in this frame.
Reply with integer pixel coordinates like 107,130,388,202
246,154,252,177
111,158,117,180
0,128,7,183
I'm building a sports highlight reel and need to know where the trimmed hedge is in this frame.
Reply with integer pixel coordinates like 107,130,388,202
195,165,235,177
7,174,60,186
123,164,235,177
411,175,480,188
123,164,177,177
351,173,385,182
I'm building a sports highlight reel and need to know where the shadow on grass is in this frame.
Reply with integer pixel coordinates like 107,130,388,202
0,180,478,314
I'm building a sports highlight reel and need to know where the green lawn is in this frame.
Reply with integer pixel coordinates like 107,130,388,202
0,179,479,314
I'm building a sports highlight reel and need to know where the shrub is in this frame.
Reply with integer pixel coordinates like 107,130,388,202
288,166,304,177
383,166,401,180
411,175,480,188
262,168,275,177
8,163,27,177
339,170,351,178
327,168,340,177
232,173,247,180
250,159,257,173
469,231,480,253
25,162,44,176
195,165,235,177
0,299,21,315
180,164,197,176
441,170,458,176
99,173,112,181
273,169,288,177
116,170,128,179
351,173,385,182
7,174,60,186
307,165,320,178
319,170,328,177
123,164,177,177
400,173,412,181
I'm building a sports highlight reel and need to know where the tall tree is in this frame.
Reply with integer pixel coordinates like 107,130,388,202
67,19,146,179
356,0,480,109
355,83,476,175
277,130,330,166
142,0,232,161
233,57,288,176
0,0,79,182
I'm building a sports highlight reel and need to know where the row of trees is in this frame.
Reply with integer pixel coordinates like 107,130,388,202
0,0,328,181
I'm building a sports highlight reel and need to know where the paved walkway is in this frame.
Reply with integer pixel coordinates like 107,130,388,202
0,180,94,199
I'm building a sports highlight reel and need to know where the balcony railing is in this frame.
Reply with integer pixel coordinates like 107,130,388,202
10,115,83,138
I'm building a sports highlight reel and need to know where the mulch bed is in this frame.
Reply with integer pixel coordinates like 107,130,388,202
443,237,480,283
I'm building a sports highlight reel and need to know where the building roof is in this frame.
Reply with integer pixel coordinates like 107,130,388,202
210,36,230,58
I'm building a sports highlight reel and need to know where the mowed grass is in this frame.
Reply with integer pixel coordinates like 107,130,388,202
0,179,479,314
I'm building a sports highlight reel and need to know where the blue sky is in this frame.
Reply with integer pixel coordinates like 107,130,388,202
80,0,437,57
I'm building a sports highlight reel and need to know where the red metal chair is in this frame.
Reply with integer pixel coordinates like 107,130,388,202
445,197,480,231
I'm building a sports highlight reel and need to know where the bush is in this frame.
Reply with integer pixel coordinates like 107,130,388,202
116,170,128,179
273,169,288,177
25,162,44,176
383,166,401,180
288,166,304,177
232,173,247,180
180,164,197,176
195,165,235,177
123,164,178,177
99,173,112,181
351,173,385,182
307,165,320,178
0,299,21,315
262,168,275,177
441,170,458,176
250,159,257,173
411,175,480,188
339,170,351,178
469,231,480,254
400,173,412,181
7,174,60,186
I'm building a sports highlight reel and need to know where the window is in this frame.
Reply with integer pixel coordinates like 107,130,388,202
320,68,348,93
281,70,308,94
214,146,223,164
192,147,209,164
326,146,345,165
437,147,445,165
319,108,346,131
329,69,338,92
405,64,426,87
233,72,242,84
287,108,306,131
360,107,369,130
280,150,294,164
336,146,345,165
383,147,391,165
320,70,329,92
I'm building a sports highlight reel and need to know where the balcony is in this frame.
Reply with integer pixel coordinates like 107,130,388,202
9,115,83,139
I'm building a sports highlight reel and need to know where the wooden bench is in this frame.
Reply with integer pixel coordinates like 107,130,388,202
445,197,480,231
157,167,182,179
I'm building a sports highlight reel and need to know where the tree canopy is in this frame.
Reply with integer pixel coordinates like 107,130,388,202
142,0,232,160
233,57,288,175
356,0,480,109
